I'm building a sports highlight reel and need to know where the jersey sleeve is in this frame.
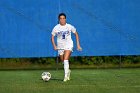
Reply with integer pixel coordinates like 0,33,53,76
51,27,57,36
71,25,76,33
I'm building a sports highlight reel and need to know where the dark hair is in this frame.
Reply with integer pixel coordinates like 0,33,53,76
58,13,66,19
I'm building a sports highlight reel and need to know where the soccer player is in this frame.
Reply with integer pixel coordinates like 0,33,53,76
51,13,82,82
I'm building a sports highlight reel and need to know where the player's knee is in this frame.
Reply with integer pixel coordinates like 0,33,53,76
60,59,64,62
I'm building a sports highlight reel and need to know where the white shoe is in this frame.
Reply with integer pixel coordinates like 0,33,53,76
63,77,68,82
67,69,71,80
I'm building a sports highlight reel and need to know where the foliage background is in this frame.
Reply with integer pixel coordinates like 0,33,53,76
0,56,140,69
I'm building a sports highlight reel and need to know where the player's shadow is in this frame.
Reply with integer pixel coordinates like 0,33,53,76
51,78,63,81
39,78,63,82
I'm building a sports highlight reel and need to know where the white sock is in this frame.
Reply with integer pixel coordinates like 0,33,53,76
64,60,69,78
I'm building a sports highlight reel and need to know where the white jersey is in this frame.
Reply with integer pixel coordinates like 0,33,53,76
51,23,76,49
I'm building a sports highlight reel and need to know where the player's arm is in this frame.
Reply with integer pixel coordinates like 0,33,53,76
74,32,82,51
51,35,57,50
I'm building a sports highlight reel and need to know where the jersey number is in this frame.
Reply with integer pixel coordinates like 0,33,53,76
62,34,65,39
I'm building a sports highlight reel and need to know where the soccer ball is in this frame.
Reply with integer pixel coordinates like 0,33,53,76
41,72,51,82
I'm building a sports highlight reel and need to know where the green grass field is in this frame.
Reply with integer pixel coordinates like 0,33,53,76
0,68,140,93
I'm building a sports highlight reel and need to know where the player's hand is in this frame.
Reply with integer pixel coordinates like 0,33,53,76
77,45,82,51
54,46,57,50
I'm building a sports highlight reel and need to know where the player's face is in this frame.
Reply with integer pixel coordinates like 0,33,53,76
59,16,66,25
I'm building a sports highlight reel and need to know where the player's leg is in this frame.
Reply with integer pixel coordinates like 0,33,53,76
63,50,71,82
59,55,64,62
58,49,64,63
64,50,71,60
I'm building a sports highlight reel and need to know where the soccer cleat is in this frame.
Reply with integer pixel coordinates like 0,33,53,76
63,77,68,82
67,69,71,80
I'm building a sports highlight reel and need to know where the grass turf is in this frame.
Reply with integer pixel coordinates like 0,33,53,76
0,68,140,93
